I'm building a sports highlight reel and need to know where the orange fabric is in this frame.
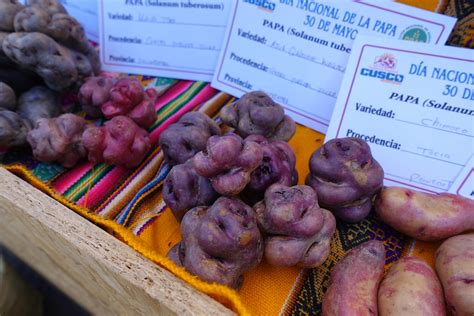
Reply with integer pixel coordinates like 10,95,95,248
397,0,440,11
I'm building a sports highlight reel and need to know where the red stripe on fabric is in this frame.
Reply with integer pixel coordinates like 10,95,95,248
52,162,94,194
76,165,128,209
154,81,194,110
93,146,160,214
150,84,218,144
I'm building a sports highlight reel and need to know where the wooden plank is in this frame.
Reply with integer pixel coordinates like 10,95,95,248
0,168,234,316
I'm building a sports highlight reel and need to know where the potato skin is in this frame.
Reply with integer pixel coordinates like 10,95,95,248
17,86,60,125
241,135,298,204
254,184,336,267
306,137,384,223
192,133,263,196
78,76,116,117
435,234,474,316
27,113,86,167
322,240,385,316
0,0,24,31
0,82,16,110
0,109,31,148
82,115,151,168
3,32,94,91
159,112,221,166
163,160,218,221
378,257,445,316
220,91,295,141
168,197,263,289
375,187,474,241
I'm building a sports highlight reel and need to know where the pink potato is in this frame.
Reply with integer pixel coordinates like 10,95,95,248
82,115,151,168
436,234,474,316
375,187,474,241
322,240,385,316
378,256,446,316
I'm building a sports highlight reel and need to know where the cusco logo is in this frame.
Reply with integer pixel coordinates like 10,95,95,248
243,0,276,12
374,54,397,70
360,54,404,84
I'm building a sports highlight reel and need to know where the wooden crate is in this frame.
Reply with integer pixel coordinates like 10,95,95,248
0,168,234,315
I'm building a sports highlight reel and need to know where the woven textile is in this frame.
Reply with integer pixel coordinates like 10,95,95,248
2,1,472,314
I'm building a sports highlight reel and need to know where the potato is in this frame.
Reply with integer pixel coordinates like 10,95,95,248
378,256,445,316
15,6,90,53
0,0,24,31
375,187,474,241
27,113,86,167
101,77,158,128
192,133,263,196
3,32,94,91
241,134,298,204
306,137,384,223
220,91,296,141
254,184,336,267
163,159,218,221
436,234,474,316
78,76,116,118
168,197,263,289
0,82,16,110
27,0,67,14
322,240,385,316
17,86,60,125
82,115,151,168
159,111,221,166
0,110,31,148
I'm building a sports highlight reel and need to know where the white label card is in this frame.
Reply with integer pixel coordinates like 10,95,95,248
60,0,99,42
325,35,474,194
211,0,456,132
98,0,231,82
449,155,474,199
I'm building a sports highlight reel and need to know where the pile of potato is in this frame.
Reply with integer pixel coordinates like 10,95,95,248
0,0,159,169
0,0,99,92
161,91,473,314
0,72,158,168
321,235,474,316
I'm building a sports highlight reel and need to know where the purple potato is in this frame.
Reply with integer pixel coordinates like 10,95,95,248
242,134,298,204
163,160,218,221
17,86,60,126
159,112,221,166
0,82,16,110
192,133,263,196
220,91,295,141
3,32,94,91
305,137,384,222
0,110,31,148
168,197,263,289
254,184,336,267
